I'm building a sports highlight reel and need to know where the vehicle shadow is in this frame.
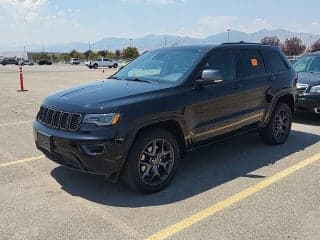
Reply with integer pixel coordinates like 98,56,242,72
51,130,320,207
294,113,320,126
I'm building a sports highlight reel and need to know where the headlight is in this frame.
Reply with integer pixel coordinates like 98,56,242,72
310,85,320,94
83,113,120,126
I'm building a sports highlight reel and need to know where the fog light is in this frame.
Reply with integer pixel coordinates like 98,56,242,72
82,144,106,156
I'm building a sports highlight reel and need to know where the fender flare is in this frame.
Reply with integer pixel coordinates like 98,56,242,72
261,88,296,127
116,114,187,174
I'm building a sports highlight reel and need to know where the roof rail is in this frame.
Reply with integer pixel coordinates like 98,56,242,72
222,41,260,45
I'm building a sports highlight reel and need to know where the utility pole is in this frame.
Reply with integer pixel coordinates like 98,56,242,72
227,29,231,42
129,38,133,47
164,36,167,47
23,46,26,60
309,35,313,48
88,41,91,51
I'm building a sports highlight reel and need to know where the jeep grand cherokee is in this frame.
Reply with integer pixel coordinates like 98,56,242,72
34,43,296,193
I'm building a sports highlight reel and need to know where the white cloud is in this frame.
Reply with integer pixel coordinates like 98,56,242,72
0,0,47,10
238,18,272,33
0,0,48,23
0,0,83,47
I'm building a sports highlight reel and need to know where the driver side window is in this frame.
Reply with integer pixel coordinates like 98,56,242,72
201,50,236,82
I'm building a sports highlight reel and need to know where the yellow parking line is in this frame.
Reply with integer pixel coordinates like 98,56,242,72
0,155,44,169
0,120,33,127
146,153,320,240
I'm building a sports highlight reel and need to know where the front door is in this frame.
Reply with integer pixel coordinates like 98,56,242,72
187,49,240,143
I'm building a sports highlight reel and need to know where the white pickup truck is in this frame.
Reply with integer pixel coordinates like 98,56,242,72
85,58,118,69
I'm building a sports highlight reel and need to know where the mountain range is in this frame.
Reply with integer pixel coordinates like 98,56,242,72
4,29,320,53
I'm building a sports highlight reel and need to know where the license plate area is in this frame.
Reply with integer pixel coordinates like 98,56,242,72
37,132,53,152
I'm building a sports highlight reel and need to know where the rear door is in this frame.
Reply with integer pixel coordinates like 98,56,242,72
234,49,269,124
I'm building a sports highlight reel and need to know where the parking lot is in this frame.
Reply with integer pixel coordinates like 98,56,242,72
0,65,319,240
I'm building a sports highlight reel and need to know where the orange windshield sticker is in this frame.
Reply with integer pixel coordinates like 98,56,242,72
251,58,258,67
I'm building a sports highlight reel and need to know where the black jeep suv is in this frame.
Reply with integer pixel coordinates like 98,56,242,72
34,43,296,193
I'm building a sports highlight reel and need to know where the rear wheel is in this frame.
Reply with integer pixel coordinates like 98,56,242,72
260,102,292,145
121,128,180,193
113,63,118,68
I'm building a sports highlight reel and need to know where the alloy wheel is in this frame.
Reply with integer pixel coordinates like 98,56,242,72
138,139,175,186
274,109,290,142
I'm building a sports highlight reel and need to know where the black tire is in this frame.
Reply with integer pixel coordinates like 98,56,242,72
113,63,118,68
121,128,180,193
260,102,292,145
93,64,98,69
88,66,93,69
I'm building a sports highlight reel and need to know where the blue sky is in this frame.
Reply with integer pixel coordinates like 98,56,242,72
0,0,319,47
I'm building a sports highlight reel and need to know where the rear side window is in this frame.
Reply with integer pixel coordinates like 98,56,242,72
263,50,289,73
237,50,265,78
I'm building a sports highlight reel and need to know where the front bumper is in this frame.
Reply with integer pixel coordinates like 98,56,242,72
33,120,126,177
296,94,320,113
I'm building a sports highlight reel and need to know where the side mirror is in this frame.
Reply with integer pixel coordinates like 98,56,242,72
196,69,224,86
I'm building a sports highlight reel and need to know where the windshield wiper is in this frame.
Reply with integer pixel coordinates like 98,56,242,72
110,76,123,80
125,77,154,83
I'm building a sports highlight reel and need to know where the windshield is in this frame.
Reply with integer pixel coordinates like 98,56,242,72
114,48,205,83
294,55,320,73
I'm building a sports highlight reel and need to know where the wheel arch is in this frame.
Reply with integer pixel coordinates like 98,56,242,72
130,119,186,158
262,90,295,127
118,118,187,177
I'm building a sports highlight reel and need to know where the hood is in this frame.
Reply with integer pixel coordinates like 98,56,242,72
297,72,320,86
43,79,172,113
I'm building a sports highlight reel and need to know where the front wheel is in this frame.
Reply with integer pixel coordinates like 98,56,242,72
113,63,118,68
260,102,292,145
93,64,98,69
121,128,180,193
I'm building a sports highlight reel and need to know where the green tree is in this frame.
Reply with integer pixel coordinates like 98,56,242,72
51,54,58,63
106,51,115,59
61,53,70,62
69,50,83,59
121,47,139,60
97,50,108,57
115,49,121,58
84,50,99,60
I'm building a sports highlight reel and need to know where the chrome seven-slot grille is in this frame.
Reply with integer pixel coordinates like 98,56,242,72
37,106,82,131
